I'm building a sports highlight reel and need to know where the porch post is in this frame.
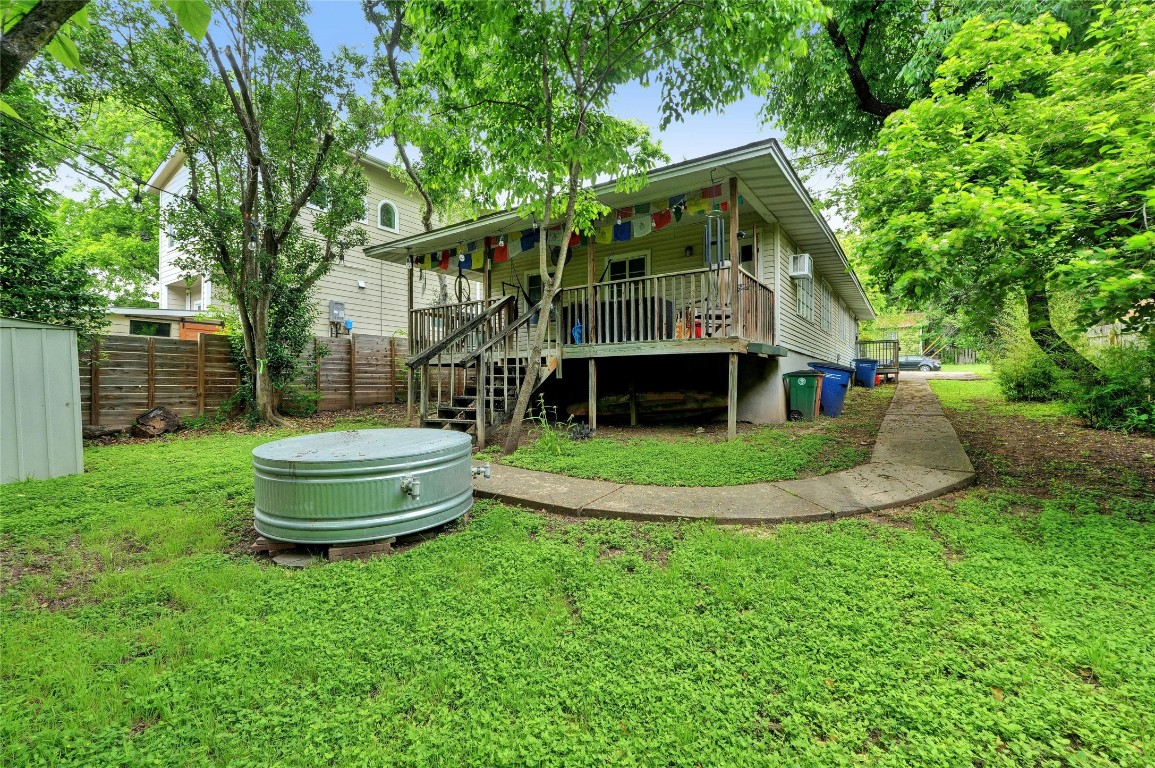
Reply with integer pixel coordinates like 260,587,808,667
483,249,491,302
406,261,414,421
729,176,740,338
727,352,738,440
588,359,597,431
586,239,596,343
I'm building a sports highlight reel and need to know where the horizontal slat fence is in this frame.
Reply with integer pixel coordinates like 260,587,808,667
81,333,407,428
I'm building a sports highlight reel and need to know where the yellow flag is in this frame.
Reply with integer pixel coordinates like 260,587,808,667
595,226,613,244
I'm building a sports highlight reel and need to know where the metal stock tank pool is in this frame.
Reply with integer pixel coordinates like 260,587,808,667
252,428,482,545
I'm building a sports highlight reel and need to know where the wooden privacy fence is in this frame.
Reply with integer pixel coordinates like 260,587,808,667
81,333,408,428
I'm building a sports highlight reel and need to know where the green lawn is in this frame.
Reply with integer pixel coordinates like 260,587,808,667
500,386,894,486
930,377,1068,421
2,398,1153,767
939,362,993,375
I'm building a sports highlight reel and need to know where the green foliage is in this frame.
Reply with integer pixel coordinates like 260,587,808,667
996,346,1076,404
854,5,1155,338
0,85,107,344
1070,340,1155,433
2,427,1153,765
930,377,1069,421
79,0,375,420
49,100,175,306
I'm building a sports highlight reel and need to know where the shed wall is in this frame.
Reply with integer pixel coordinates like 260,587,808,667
1,322,84,483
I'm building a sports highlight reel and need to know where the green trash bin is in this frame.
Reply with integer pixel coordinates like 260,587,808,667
783,370,823,421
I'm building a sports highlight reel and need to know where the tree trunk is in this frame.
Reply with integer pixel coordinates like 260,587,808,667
0,0,89,93
501,290,556,454
1025,287,1100,384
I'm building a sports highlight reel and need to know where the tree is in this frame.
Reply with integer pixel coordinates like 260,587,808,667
851,5,1154,382
0,84,107,342
83,0,375,423
405,0,812,452
672,0,1095,159
51,99,175,306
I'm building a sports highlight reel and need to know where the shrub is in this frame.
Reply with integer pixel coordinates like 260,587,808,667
1071,341,1155,433
992,295,1083,403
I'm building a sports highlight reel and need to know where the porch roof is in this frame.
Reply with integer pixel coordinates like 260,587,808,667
364,139,875,319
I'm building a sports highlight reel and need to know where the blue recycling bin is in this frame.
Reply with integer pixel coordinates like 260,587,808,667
853,358,879,388
807,361,854,417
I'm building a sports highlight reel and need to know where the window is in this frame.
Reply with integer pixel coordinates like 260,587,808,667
526,272,544,305
796,275,813,321
130,320,171,337
377,200,399,232
820,281,833,333
607,253,647,281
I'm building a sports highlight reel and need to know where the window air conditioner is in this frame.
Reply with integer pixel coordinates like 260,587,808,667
788,252,813,280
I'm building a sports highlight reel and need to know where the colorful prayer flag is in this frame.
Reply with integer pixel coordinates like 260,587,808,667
634,202,650,215
650,198,668,213
520,228,539,254
686,197,710,215
615,206,633,220
652,209,672,230
612,221,632,242
493,241,509,262
632,215,652,239
595,226,613,244
701,184,723,198
439,249,451,270
668,193,686,209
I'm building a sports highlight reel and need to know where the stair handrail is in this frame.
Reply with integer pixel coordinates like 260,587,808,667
459,298,549,365
406,295,515,368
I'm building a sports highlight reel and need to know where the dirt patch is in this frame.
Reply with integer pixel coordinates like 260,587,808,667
941,406,1154,500
85,404,410,446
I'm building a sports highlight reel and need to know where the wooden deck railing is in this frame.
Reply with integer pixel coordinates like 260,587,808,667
410,298,501,355
556,266,774,347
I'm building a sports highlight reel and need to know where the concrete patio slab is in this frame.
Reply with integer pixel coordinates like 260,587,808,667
472,375,976,524
583,483,832,524
775,462,974,516
474,464,621,515
872,413,974,473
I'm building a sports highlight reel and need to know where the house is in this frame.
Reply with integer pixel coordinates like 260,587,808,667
145,150,465,339
365,140,875,442
105,306,224,339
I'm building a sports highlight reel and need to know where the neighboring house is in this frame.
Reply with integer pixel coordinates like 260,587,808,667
106,307,223,339
146,150,465,339
366,139,875,439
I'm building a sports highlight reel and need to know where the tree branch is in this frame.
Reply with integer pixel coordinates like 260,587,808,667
0,0,89,93
824,15,901,118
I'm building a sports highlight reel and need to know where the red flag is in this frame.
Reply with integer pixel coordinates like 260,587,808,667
652,209,672,230
701,184,722,199
493,241,509,262
439,249,450,270
615,206,633,219
568,231,580,247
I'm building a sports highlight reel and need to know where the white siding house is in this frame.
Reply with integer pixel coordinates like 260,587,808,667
146,151,460,339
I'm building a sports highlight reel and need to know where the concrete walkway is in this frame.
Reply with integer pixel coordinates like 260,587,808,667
474,377,975,524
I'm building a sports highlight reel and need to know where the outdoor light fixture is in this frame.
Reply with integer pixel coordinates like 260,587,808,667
684,245,693,258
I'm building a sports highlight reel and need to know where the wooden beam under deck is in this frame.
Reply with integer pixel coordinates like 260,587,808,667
561,337,785,359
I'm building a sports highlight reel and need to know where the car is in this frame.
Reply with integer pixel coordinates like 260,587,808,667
898,354,942,372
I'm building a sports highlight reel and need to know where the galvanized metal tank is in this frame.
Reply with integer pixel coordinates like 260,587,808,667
253,428,473,544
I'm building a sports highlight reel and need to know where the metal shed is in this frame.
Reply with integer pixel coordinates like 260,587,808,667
1,317,84,484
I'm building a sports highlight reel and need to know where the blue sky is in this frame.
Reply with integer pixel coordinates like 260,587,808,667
305,0,782,165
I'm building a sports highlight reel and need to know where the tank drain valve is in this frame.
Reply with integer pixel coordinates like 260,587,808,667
400,475,421,499
472,463,491,480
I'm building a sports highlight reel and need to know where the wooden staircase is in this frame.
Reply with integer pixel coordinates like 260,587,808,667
409,296,559,445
